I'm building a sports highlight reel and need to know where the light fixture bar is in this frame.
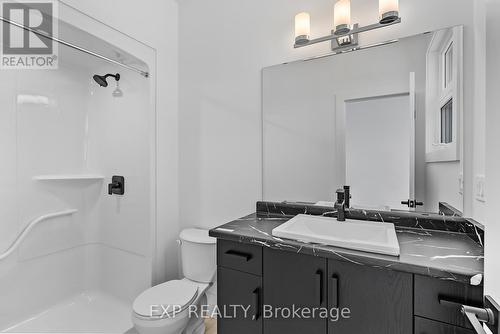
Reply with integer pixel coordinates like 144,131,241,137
294,17,401,49
286,39,399,65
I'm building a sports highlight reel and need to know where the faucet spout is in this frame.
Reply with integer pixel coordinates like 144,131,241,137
334,186,351,222
335,189,346,222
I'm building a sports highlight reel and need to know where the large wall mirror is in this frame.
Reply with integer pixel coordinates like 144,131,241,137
262,26,464,215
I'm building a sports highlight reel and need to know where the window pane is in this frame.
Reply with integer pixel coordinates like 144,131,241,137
441,99,453,144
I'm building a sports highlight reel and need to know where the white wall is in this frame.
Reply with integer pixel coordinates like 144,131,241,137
0,60,90,329
61,0,181,283
470,0,487,223
179,0,483,230
485,0,500,303
262,60,337,203
85,60,154,301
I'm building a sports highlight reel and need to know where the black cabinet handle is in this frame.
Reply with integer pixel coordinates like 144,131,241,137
330,275,339,308
252,288,260,321
315,270,324,306
438,296,482,310
225,250,252,262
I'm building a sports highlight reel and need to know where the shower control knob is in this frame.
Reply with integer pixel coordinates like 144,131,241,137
108,176,125,195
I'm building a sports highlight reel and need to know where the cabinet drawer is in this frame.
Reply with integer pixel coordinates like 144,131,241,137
415,317,474,334
414,275,483,329
217,240,262,276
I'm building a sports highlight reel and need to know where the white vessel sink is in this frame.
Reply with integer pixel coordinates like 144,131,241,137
272,214,400,256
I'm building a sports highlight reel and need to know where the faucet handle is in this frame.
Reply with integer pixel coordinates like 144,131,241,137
343,185,351,208
336,189,345,203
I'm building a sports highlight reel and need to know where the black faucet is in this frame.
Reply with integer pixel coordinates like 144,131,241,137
334,186,350,222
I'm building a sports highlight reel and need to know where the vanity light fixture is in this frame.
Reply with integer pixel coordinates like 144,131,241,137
294,0,401,52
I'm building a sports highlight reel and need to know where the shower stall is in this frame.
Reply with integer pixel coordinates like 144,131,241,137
0,2,157,332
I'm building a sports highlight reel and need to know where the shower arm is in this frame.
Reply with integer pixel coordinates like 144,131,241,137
104,73,120,81
0,16,150,78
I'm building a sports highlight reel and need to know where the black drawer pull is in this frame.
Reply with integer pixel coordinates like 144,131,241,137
330,275,339,308
439,298,464,309
438,295,483,310
225,250,252,262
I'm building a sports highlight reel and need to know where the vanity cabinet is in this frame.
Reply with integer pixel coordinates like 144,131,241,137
217,240,263,334
263,248,327,334
262,249,413,334
327,258,413,333
216,239,483,334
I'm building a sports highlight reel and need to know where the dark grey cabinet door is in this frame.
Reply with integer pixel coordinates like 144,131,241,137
415,317,475,334
328,259,413,334
217,267,262,334
263,248,327,334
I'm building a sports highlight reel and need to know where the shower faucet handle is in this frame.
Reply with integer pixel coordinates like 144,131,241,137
108,176,125,195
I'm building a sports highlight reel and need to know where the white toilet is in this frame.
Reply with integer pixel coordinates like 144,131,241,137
132,229,217,334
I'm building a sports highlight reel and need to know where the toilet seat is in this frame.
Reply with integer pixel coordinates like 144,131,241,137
133,280,199,320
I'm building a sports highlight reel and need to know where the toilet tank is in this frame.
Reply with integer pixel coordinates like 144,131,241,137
179,229,217,283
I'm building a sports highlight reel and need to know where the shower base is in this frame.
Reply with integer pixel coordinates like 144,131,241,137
2,291,132,334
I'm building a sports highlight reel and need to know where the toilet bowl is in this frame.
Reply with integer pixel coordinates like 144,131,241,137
132,229,216,334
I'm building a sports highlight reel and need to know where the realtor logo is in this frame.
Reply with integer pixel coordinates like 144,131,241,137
1,0,58,69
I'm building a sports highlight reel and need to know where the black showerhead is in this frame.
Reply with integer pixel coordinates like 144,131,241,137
93,73,120,88
93,74,108,87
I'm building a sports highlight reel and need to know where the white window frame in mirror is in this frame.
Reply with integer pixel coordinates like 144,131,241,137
425,26,463,162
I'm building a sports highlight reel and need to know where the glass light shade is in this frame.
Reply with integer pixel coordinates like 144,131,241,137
379,0,399,23
334,0,351,33
295,12,310,44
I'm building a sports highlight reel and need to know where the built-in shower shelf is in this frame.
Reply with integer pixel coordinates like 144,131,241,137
33,174,105,181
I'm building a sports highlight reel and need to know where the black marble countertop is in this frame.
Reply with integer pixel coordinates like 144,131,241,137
209,212,484,286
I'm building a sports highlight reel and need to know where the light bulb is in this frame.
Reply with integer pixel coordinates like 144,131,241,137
379,0,399,24
334,0,351,35
295,12,310,45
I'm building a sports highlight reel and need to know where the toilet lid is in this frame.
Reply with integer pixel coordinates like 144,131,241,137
133,280,199,318
180,228,216,244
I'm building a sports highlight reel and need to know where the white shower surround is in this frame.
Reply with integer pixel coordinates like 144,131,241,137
0,3,157,331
